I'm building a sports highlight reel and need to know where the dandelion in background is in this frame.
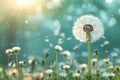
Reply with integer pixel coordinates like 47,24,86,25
8,61,16,68
59,72,67,79
72,72,81,80
5,49,13,64
12,46,21,69
63,64,70,72
62,50,71,58
45,69,53,80
19,61,25,80
73,15,104,79
28,59,37,74
54,45,63,79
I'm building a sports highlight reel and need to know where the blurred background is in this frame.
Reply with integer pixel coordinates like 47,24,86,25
0,0,120,66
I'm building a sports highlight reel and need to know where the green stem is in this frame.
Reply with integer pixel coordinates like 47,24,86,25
56,50,59,80
88,40,91,78
96,54,98,80
16,54,18,69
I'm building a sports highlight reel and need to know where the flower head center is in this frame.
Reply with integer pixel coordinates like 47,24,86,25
83,24,94,32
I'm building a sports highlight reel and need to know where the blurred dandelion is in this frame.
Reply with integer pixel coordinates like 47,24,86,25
12,46,21,69
5,49,13,64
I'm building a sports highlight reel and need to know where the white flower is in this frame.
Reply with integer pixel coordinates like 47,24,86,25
28,59,36,65
109,65,114,69
62,50,71,56
45,69,53,74
72,72,80,77
63,65,70,69
80,64,87,68
103,58,109,63
55,45,63,51
8,61,16,67
91,58,97,63
5,49,12,55
12,46,21,55
73,15,104,42
8,69,18,76
59,72,67,77
19,61,25,67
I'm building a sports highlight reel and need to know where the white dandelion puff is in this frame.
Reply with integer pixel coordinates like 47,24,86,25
55,45,63,51
73,15,104,43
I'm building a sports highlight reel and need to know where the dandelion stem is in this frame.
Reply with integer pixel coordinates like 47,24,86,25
87,38,91,79
16,54,18,69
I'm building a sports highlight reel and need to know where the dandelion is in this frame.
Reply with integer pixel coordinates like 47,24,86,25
8,61,16,68
5,49,12,64
73,15,104,78
8,69,18,77
73,15,104,43
55,45,63,51
45,69,53,74
59,72,67,78
91,58,97,66
62,50,71,58
72,72,81,78
63,65,70,73
28,59,37,74
19,61,25,68
19,61,25,80
12,46,21,69
80,64,87,71
103,58,110,64
54,45,63,79
33,72,44,80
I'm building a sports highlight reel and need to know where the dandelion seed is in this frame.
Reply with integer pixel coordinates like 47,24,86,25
58,38,64,44
66,37,72,40
73,15,104,42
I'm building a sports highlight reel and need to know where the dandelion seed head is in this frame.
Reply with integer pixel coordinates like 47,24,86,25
62,50,71,56
91,58,97,63
80,64,87,68
5,49,12,55
73,15,104,43
45,69,53,74
103,58,110,63
55,45,63,51
12,46,21,52
63,65,70,69
72,72,80,77
59,72,67,77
